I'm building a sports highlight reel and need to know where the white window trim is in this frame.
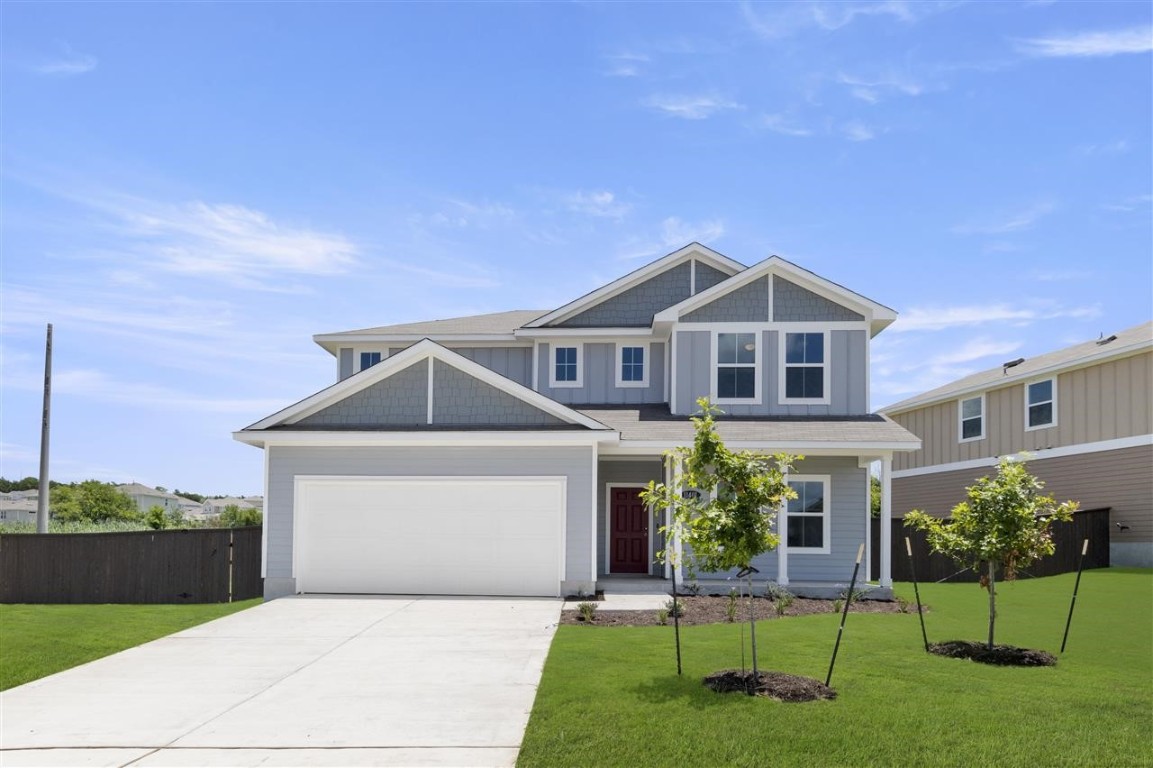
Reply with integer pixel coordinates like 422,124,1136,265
958,393,986,443
615,343,650,388
549,343,584,388
1025,377,1058,431
778,330,831,406
784,474,831,555
711,328,763,405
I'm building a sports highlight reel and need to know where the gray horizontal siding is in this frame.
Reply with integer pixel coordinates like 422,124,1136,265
298,361,427,427
266,445,595,590
773,278,864,322
432,361,564,426
558,262,691,327
538,342,666,405
597,460,665,577
674,330,867,416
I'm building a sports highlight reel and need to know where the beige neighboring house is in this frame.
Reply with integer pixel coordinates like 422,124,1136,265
880,321,1153,567
116,483,188,514
200,496,262,518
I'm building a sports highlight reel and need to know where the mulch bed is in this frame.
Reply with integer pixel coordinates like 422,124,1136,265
929,640,1057,667
703,669,837,702
561,595,911,626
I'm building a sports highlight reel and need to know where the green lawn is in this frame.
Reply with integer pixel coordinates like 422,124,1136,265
519,569,1153,768
0,599,260,691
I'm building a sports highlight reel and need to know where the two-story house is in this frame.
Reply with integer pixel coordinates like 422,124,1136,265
236,243,920,600
881,321,1152,568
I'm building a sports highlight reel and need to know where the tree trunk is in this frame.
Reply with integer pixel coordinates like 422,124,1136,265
748,572,758,688
987,560,996,650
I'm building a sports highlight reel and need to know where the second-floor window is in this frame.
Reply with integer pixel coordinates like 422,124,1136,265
959,395,984,441
716,332,757,400
783,332,826,401
360,352,382,371
552,345,582,387
1026,378,1056,429
618,345,647,387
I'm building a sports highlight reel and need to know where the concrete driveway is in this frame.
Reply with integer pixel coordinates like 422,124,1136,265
1,596,560,767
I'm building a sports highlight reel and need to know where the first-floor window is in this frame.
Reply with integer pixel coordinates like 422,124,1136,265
555,346,579,383
360,351,382,371
1027,379,1055,429
785,477,828,551
717,332,757,399
960,395,984,441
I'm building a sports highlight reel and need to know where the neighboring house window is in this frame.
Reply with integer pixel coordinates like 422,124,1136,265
959,395,985,442
617,345,647,387
716,332,757,400
1026,378,1056,429
782,332,827,402
360,352,382,371
550,345,583,387
785,476,830,553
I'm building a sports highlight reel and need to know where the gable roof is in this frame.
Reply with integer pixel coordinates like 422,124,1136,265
240,338,611,434
313,309,546,353
881,320,1153,414
653,255,897,336
520,243,745,329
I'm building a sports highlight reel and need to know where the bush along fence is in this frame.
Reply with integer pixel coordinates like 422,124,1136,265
871,508,1110,583
0,526,262,604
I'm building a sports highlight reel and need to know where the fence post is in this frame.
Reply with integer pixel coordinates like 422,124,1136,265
228,529,235,603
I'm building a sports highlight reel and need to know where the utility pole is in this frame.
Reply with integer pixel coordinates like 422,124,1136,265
36,324,52,534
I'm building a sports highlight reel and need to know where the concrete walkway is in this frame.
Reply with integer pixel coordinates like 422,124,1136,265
1,596,561,767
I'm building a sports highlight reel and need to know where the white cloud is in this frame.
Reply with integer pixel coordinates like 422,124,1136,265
1080,139,1130,156
604,52,650,78
837,72,926,103
30,44,97,75
567,190,632,219
643,93,743,120
952,202,1056,235
742,1,944,40
761,114,813,137
617,216,726,260
1016,26,1153,58
928,337,1023,366
842,120,876,141
891,302,1101,332
1101,193,1153,213
1029,269,1093,282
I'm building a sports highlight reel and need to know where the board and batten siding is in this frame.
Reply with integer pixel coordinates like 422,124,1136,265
890,443,1152,567
537,342,666,404
448,347,533,387
681,456,868,584
891,351,1153,471
264,445,595,598
673,329,867,416
597,459,665,577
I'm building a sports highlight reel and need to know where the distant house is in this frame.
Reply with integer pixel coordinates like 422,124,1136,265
200,497,263,518
880,321,1153,568
116,483,188,514
0,493,38,524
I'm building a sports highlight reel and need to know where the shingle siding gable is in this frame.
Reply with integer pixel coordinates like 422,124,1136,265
774,278,864,322
682,277,770,323
297,361,428,427
556,262,692,327
432,361,566,426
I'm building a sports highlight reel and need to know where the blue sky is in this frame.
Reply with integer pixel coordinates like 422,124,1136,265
2,1,1150,495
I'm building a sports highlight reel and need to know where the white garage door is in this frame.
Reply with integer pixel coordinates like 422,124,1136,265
295,476,566,597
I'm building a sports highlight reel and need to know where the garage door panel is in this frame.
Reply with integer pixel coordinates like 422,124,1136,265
296,477,564,597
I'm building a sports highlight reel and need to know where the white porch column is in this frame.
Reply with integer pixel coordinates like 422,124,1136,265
777,504,789,586
880,455,893,588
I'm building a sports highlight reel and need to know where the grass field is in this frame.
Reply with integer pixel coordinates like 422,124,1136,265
0,599,260,691
519,569,1153,768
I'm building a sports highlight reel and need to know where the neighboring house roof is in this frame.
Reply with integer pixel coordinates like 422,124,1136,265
881,320,1153,414
314,310,548,348
204,497,260,510
238,338,614,439
578,405,920,450
522,242,745,329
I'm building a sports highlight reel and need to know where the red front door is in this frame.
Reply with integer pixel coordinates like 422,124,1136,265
610,487,649,574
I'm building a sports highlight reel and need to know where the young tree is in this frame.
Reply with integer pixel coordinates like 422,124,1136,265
51,481,139,523
643,398,796,678
905,457,1077,650
219,504,262,527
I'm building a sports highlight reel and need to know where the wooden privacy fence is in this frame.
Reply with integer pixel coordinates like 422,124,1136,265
0,526,263,604
871,508,1110,583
